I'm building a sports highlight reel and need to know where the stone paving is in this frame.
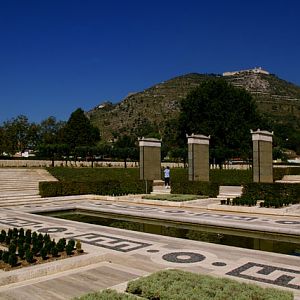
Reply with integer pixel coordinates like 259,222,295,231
0,169,299,299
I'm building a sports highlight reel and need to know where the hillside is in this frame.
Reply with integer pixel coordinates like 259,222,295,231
88,69,300,141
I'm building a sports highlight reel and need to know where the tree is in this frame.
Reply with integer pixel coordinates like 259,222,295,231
60,108,100,149
178,79,262,165
38,116,65,145
1,115,38,155
112,134,138,168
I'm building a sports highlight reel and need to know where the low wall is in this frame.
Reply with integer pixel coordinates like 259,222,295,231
0,160,185,168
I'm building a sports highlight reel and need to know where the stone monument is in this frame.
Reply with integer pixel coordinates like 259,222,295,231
187,134,210,181
139,137,161,180
251,129,273,183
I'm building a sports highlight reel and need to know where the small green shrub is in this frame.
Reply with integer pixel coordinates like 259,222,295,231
8,253,18,267
56,239,66,252
40,247,48,260
25,249,34,263
18,245,25,259
65,244,73,255
2,251,9,263
51,246,59,257
8,243,16,254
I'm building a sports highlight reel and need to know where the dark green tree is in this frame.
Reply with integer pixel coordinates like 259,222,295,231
178,79,262,165
60,108,100,149
112,134,138,168
38,116,65,145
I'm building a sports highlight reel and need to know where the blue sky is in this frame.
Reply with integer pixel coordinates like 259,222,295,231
0,0,299,123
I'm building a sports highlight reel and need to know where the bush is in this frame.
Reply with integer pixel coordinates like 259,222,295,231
67,240,75,249
40,247,48,260
39,180,151,197
51,246,59,257
2,251,9,263
65,244,73,255
25,249,34,263
171,181,219,197
242,182,300,208
8,253,18,267
56,238,66,252
18,244,25,259
126,269,293,300
8,243,17,254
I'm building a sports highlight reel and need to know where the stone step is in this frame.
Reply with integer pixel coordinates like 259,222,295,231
151,186,171,195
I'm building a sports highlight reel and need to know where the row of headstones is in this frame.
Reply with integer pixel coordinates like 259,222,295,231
139,129,273,183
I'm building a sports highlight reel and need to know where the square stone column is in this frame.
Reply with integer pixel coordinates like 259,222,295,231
187,134,210,181
251,129,273,183
139,138,161,180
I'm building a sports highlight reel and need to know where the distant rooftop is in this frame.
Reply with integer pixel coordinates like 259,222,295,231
223,67,269,76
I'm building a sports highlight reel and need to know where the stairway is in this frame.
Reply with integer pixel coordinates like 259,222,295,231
151,180,171,194
0,168,57,207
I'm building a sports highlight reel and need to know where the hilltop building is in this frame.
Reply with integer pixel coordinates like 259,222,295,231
223,67,269,76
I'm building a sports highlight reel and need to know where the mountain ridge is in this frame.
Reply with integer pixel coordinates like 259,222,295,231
87,70,300,141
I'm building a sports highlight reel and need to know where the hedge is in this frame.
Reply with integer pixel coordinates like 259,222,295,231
126,269,293,300
39,180,152,197
237,183,300,208
171,181,219,197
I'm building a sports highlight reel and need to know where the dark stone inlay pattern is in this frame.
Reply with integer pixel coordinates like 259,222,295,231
38,227,68,233
147,249,160,253
0,217,42,227
212,262,227,267
275,220,300,225
64,232,74,235
162,252,206,263
70,232,152,252
196,213,258,222
226,262,300,290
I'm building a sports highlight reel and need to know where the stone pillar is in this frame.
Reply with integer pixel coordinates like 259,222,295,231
139,138,161,180
251,129,273,183
187,134,210,181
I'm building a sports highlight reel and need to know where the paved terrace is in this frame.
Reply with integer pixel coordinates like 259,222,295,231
0,169,299,299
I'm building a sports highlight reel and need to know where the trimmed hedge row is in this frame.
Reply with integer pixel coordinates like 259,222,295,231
237,183,300,208
171,181,219,197
126,269,293,300
39,180,152,197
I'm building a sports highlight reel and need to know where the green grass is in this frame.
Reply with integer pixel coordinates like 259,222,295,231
142,194,202,201
73,270,293,300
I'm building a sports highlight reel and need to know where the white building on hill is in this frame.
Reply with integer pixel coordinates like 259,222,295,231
223,67,269,76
